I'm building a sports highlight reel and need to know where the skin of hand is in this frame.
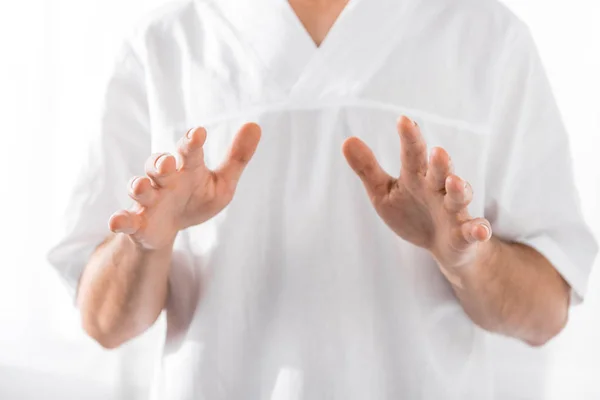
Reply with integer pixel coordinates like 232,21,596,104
109,123,262,249
77,123,261,348
342,116,491,275
342,116,570,346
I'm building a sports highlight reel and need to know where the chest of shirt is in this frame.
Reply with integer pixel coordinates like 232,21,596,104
140,0,500,220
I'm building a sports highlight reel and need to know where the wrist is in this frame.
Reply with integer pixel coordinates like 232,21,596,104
117,232,176,256
437,237,499,289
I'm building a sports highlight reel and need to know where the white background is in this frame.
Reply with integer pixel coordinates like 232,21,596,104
0,0,598,399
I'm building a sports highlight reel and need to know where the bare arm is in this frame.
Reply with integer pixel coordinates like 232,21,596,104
442,237,569,346
77,233,173,348
77,123,261,349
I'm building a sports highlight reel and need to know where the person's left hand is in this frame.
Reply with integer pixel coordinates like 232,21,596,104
342,116,493,281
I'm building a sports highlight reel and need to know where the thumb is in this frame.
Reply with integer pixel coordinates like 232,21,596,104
342,137,393,199
215,122,261,185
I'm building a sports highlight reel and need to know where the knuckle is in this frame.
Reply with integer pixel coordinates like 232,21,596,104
132,183,145,196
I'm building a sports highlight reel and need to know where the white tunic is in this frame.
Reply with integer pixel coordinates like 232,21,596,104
47,0,598,398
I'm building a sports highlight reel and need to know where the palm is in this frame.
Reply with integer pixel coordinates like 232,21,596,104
109,123,261,250
343,116,492,270
379,178,437,249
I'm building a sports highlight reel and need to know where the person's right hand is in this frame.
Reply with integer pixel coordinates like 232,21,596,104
108,123,261,250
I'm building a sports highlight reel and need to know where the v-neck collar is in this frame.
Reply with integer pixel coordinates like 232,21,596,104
209,0,414,103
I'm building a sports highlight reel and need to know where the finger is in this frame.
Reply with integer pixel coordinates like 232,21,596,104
426,147,453,192
108,210,141,235
128,176,157,207
145,152,177,188
342,136,394,199
460,218,492,244
177,127,207,170
215,122,261,185
444,174,473,213
398,115,428,179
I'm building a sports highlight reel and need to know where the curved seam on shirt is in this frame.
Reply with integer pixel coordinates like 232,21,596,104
196,99,490,135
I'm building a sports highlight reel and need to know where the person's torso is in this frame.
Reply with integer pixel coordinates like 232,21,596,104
134,0,520,398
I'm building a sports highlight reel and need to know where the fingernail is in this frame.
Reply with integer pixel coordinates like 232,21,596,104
481,224,491,239
186,128,195,139
155,154,167,168
404,116,418,127
130,176,141,189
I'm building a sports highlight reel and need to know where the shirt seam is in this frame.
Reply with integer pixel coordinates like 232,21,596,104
195,98,489,135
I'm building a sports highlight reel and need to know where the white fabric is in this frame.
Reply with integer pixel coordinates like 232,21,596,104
47,0,598,398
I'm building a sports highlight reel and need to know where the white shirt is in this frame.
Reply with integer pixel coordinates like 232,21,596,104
47,0,598,398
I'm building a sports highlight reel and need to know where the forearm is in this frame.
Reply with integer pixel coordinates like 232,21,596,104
77,233,173,348
444,237,570,346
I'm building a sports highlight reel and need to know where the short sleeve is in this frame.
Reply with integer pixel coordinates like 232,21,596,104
47,41,151,304
484,25,598,304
